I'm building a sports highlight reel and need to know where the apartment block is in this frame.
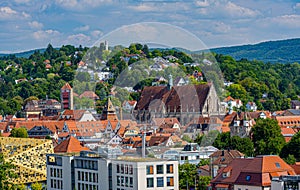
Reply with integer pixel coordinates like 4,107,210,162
46,151,179,190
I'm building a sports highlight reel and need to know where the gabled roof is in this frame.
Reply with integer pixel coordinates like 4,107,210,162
61,82,72,90
212,156,295,187
79,91,99,99
210,150,244,165
54,136,89,153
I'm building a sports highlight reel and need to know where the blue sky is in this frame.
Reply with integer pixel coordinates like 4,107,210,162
1,0,300,52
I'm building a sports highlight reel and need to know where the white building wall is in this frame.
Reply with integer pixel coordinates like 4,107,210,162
234,185,268,190
47,155,74,190
111,159,178,190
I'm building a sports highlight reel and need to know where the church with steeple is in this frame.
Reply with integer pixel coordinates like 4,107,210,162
101,98,118,121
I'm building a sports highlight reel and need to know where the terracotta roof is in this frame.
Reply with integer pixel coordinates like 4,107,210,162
290,164,300,175
148,135,169,146
275,115,300,127
212,155,296,188
79,91,99,99
210,150,244,165
152,117,181,127
223,96,235,102
13,121,65,133
54,136,89,153
211,158,253,185
0,122,7,131
61,83,72,90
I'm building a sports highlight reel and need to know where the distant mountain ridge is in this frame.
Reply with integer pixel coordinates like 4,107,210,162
0,48,47,58
211,38,300,63
2,38,300,63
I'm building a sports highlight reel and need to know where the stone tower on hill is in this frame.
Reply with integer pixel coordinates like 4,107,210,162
61,83,73,110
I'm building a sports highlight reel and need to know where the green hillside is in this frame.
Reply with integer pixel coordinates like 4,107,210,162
211,38,300,63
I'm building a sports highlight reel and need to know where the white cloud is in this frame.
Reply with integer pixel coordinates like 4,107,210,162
195,0,210,7
0,7,17,19
33,30,61,41
14,0,31,4
91,30,103,38
74,25,90,32
196,0,260,19
293,3,300,10
65,33,91,46
28,21,43,29
212,21,231,33
0,6,30,20
272,15,300,28
129,4,156,12
55,0,112,11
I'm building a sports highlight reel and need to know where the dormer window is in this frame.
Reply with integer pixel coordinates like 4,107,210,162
246,175,251,181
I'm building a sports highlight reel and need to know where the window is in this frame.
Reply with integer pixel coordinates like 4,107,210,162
121,164,124,174
78,171,81,180
147,178,154,188
167,164,173,173
117,164,120,173
157,165,164,174
125,177,129,187
146,165,153,175
129,177,133,187
157,177,164,187
275,162,281,168
246,175,251,181
129,165,133,175
117,176,120,186
167,177,174,186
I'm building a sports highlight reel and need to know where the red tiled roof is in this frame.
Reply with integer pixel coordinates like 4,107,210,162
61,83,72,90
54,136,89,153
79,91,99,99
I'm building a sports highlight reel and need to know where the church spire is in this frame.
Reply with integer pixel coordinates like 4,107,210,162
101,98,118,121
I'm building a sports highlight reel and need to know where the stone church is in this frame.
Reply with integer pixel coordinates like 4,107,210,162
133,82,225,125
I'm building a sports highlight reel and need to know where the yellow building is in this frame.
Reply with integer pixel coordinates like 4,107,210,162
0,137,54,184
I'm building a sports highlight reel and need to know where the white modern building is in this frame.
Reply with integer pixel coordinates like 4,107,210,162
112,157,178,190
47,154,74,190
47,151,179,190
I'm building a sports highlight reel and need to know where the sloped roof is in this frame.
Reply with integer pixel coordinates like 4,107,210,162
54,136,89,153
210,150,244,165
61,82,72,90
79,91,99,99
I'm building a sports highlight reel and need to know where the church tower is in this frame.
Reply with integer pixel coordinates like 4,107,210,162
101,98,118,121
61,83,73,110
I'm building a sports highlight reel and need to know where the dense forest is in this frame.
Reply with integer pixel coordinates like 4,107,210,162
0,42,299,116
212,38,300,63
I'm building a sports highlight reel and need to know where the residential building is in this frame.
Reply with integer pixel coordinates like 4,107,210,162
291,100,300,109
46,151,179,190
112,157,179,190
209,149,244,177
230,112,255,138
211,155,296,190
271,175,300,190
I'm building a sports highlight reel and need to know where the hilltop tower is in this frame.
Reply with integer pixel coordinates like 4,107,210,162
61,83,73,110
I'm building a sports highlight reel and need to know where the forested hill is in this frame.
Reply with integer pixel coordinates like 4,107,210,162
211,38,300,64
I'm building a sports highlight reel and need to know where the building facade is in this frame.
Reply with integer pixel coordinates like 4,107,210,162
46,151,179,190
